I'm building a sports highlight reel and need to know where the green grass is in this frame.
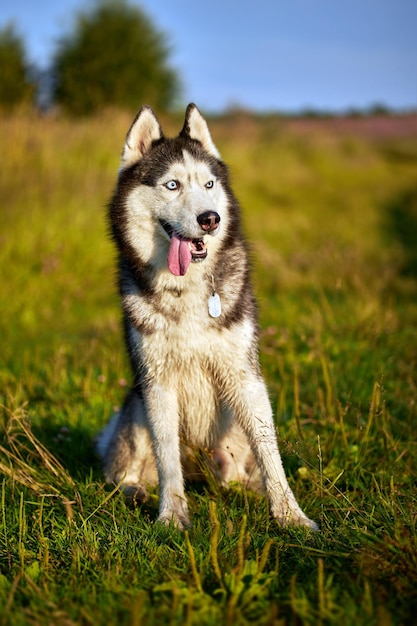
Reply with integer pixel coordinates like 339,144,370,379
1,110,417,625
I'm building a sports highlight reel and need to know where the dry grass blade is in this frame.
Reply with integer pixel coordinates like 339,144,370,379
0,404,76,498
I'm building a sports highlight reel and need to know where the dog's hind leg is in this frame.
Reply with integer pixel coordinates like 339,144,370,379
213,422,262,491
95,389,157,501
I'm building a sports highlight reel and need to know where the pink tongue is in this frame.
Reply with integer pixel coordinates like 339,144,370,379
167,232,192,276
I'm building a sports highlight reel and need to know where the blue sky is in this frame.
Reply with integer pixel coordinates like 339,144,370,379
1,0,416,112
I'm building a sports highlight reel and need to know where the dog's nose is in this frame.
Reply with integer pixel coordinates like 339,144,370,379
197,211,220,232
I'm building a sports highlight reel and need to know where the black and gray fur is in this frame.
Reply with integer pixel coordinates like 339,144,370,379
96,103,317,530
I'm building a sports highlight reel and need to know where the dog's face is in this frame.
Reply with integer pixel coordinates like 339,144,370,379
113,105,232,277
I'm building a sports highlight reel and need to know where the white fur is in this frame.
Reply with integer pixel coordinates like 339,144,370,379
98,104,318,531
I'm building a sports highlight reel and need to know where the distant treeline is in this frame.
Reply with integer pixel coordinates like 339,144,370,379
214,103,416,120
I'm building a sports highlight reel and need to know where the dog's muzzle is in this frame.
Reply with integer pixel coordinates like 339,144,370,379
160,212,221,276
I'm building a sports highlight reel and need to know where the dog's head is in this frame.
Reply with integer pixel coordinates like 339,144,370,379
113,104,235,277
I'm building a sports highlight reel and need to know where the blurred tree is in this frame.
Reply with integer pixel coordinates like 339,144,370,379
0,24,35,110
51,0,181,115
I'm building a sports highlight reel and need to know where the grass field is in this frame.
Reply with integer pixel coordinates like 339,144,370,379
1,109,417,625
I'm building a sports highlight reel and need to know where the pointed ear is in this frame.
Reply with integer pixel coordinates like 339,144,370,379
180,103,221,159
121,106,163,169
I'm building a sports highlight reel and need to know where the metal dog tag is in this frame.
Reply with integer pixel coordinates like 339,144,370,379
208,292,221,318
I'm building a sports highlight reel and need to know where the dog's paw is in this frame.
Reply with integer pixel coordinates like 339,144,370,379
273,508,319,531
158,499,191,530
290,515,319,531
121,483,150,504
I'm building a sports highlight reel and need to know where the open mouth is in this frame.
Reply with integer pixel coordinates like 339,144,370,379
160,220,208,276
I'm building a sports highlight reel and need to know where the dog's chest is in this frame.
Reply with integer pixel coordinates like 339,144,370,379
136,285,254,375
139,308,254,446
145,290,226,363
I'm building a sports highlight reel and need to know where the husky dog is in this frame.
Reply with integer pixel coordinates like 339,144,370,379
96,103,317,530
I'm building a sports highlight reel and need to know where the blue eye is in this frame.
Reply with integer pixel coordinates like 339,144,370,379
205,180,214,189
166,180,179,190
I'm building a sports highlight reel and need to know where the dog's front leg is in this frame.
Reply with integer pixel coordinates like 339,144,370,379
144,385,190,529
231,376,318,530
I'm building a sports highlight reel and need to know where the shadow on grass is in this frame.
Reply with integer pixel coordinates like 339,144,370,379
31,420,103,481
385,186,417,277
